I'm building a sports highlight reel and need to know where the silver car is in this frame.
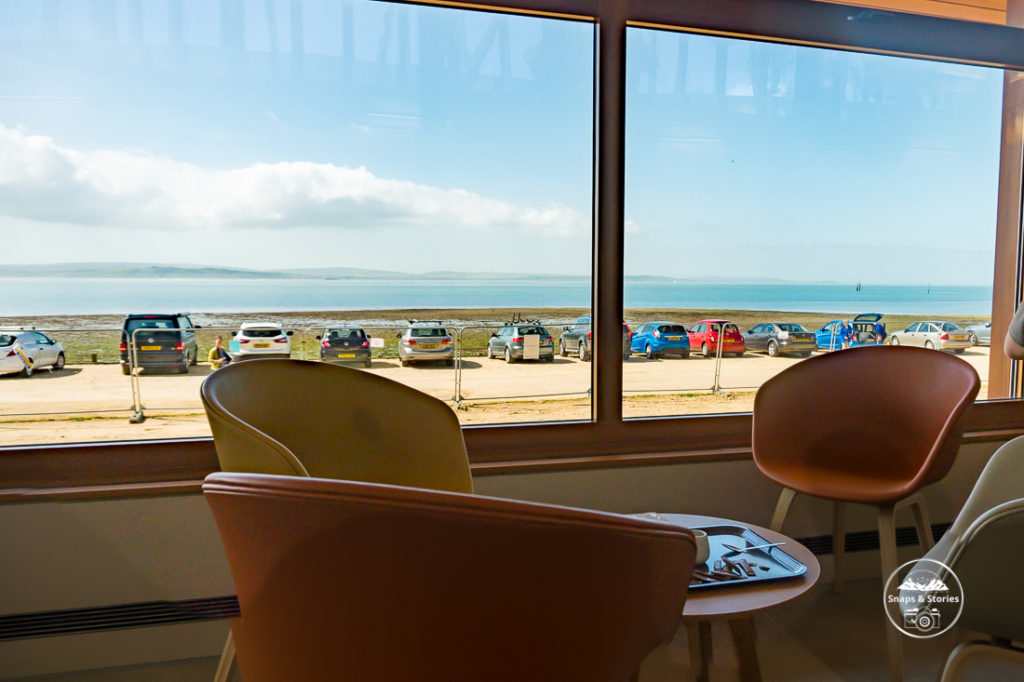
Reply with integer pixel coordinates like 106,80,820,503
889,321,972,353
965,321,991,346
397,321,454,367
0,330,66,377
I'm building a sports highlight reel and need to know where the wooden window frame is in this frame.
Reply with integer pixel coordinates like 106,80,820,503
2,0,1024,498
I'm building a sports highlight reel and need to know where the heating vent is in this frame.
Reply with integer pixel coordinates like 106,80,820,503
798,522,951,556
0,522,952,641
0,596,239,642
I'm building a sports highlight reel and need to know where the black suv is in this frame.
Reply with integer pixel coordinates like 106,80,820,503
558,315,630,361
119,313,200,375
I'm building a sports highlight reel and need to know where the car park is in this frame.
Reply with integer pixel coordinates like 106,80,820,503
743,322,816,357
119,313,199,375
487,323,555,363
814,313,884,350
965,321,991,346
233,322,293,360
687,319,745,357
318,327,372,367
0,330,65,377
629,322,690,359
558,315,631,361
889,321,972,353
398,321,454,367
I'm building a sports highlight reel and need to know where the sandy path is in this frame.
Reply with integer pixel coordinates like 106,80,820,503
0,347,991,445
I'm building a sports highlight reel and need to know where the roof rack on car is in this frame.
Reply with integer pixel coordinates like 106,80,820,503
506,312,542,325
409,319,444,325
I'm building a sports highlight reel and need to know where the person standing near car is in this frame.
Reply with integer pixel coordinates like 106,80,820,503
874,320,887,345
209,335,233,370
840,320,853,350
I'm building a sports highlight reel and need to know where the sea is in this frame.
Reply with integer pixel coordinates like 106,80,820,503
0,277,993,318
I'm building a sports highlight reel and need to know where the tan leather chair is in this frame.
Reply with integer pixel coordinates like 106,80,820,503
908,435,1024,681
204,472,697,682
201,359,473,681
752,345,979,682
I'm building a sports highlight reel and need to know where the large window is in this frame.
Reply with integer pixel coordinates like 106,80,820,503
0,0,595,445
622,28,1004,418
2,0,1024,472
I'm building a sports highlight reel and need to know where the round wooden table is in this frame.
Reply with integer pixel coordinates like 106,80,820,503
655,513,820,682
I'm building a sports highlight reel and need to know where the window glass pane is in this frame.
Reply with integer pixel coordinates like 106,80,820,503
624,28,1004,418
0,0,594,445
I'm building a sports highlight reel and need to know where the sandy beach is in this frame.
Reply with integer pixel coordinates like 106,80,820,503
0,345,991,446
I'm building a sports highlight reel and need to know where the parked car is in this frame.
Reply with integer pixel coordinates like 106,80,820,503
318,327,372,367
558,315,630,361
814,313,884,350
487,324,555,363
687,319,745,357
397,321,454,367
629,321,690,359
965,321,991,346
889,321,972,353
233,322,293,360
119,313,199,375
0,330,65,377
743,322,816,357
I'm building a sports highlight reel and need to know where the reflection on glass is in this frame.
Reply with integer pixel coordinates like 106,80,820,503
0,0,594,443
623,28,1002,418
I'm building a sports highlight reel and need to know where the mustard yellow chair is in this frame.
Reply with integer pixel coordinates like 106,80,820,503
204,472,697,682
201,359,473,681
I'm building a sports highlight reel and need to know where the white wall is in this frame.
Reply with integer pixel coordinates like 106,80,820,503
0,440,1004,678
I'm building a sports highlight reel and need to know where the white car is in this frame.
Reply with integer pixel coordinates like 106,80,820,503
0,331,66,377
232,323,293,360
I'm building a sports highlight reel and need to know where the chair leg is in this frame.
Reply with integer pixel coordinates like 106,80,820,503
877,505,903,682
214,630,236,682
940,640,1024,682
832,501,846,595
907,493,934,552
686,621,712,682
769,488,796,532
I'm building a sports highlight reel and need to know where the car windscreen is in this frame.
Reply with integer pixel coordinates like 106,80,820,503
941,322,961,331
327,328,365,338
243,329,283,338
0,335,15,347
411,328,447,337
125,318,176,334
777,323,808,332
722,324,739,334
657,325,687,334
518,326,547,335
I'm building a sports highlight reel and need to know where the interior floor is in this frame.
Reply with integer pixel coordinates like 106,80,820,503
9,578,1019,682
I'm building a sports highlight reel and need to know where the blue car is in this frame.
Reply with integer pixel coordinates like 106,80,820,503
629,321,691,359
814,313,884,350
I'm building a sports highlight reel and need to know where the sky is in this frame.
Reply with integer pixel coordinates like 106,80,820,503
0,0,1006,285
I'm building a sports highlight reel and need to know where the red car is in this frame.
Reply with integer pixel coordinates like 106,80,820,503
687,319,745,358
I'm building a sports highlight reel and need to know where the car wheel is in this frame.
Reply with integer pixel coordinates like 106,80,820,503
486,346,494,359
799,351,812,358
22,363,33,378
559,340,567,357
645,344,655,360
505,347,514,364
121,365,131,376
767,341,778,357
968,331,977,345
578,342,588,361
363,358,372,368
680,350,690,359
954,349,965,354
891,337,900,346
701,343,710,358
54,352,65,371
733,351,744,358
400,359,409,367
445,358,454,367
925,340,935,350
178,362,189,374
543,354,554,363
190,349,198,366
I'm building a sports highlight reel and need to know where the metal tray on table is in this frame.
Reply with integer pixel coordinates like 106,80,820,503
689,524,807,590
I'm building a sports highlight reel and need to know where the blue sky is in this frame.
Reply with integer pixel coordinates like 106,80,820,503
0,0,1004,285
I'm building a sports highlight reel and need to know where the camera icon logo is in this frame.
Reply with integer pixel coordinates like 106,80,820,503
903,606,941,633
883,558,963,639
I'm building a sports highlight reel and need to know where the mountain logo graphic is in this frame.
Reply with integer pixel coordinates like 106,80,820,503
897,576,949,592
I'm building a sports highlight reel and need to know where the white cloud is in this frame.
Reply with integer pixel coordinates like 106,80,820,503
0,123,587,238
